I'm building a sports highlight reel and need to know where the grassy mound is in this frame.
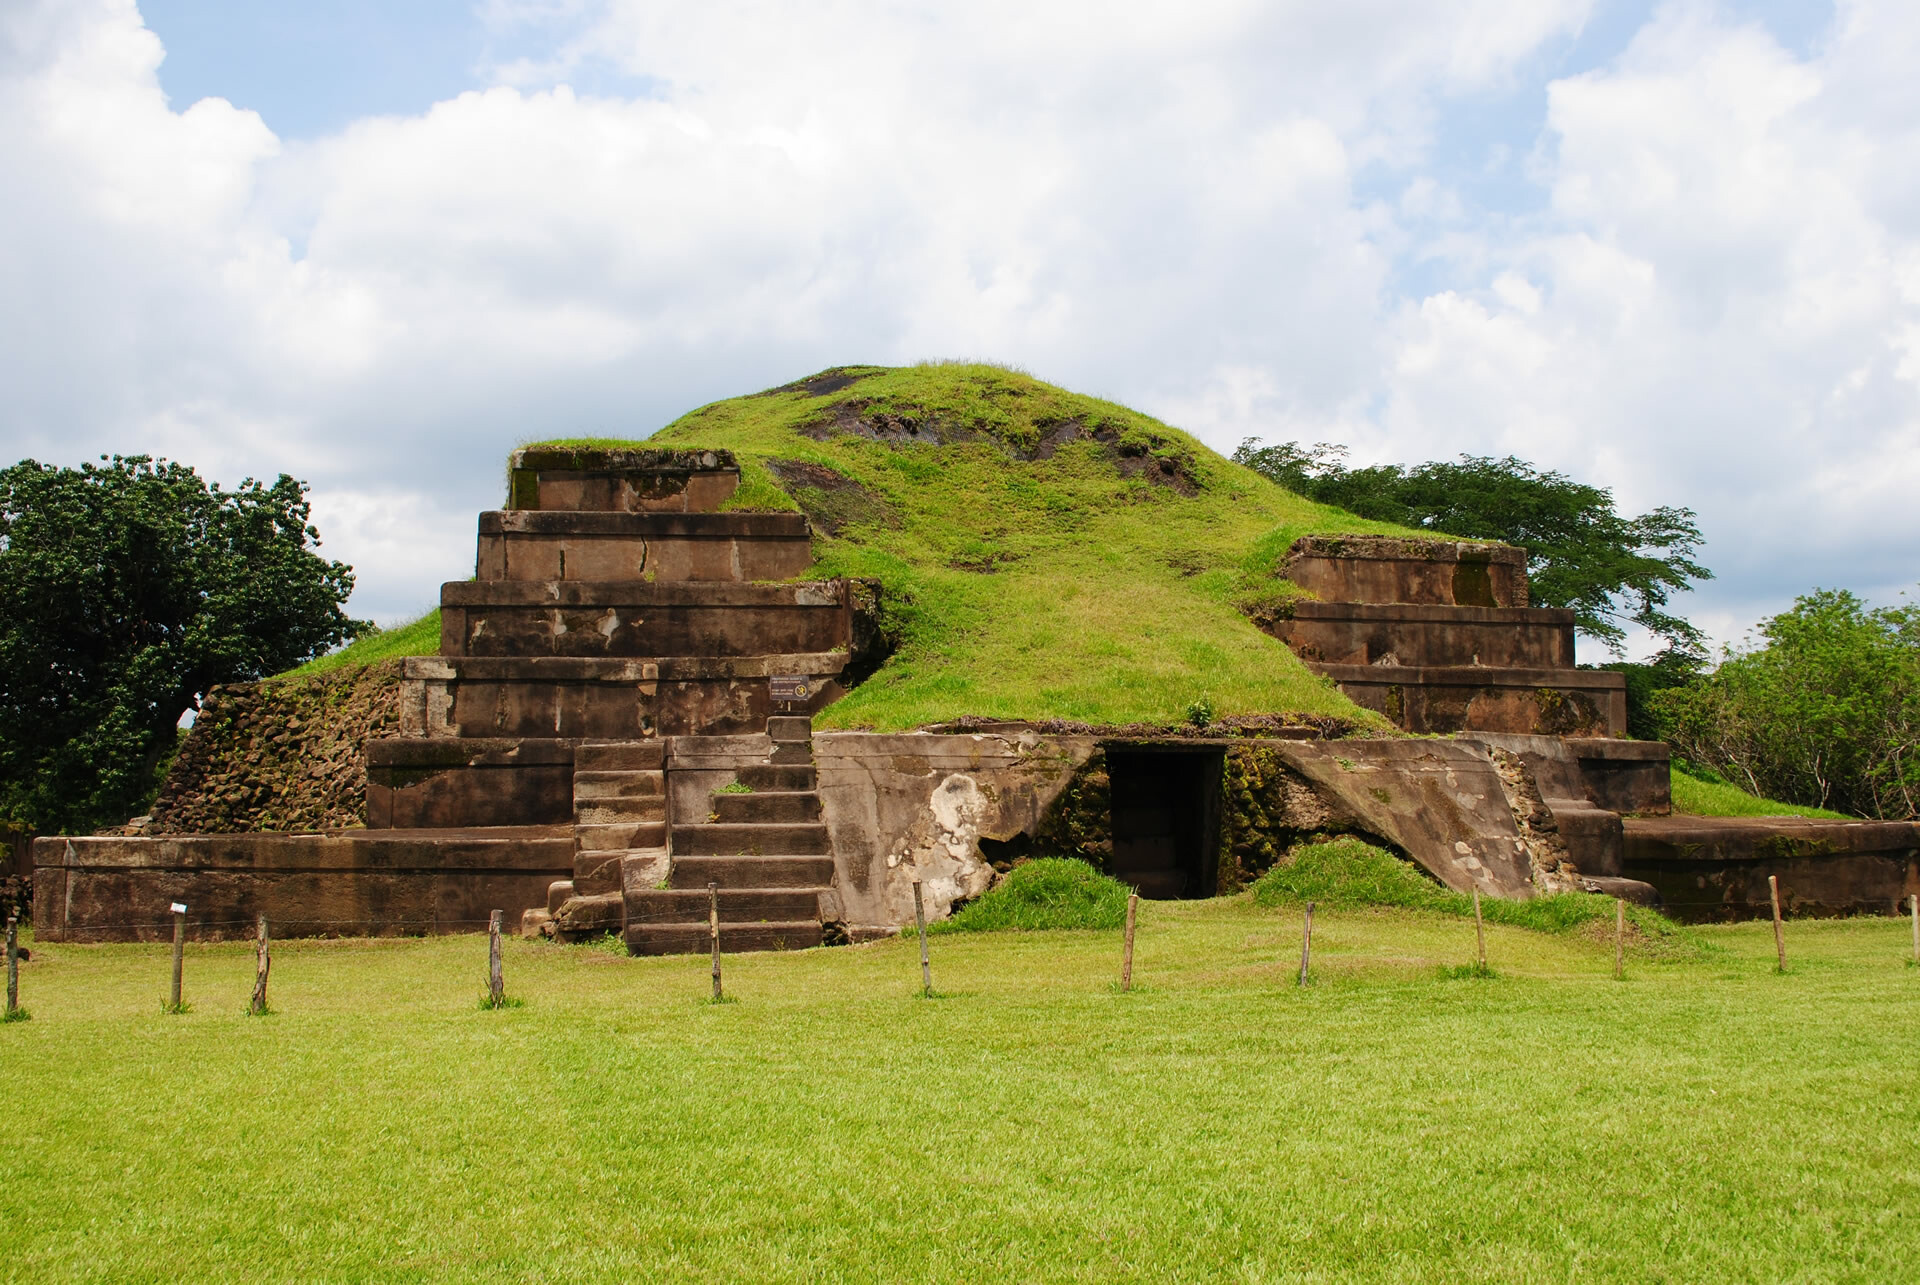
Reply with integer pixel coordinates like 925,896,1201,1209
283,610,441,680
522,362,1426,729
929,858,1132,933
1671,764,1850,820
1252,838,1691,944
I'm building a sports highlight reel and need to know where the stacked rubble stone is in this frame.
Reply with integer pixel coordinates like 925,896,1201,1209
146,662,403,834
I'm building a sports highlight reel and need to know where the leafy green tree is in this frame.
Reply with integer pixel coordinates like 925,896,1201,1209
0,456,365,835
1654,590,1919,819
1233,441,1712,658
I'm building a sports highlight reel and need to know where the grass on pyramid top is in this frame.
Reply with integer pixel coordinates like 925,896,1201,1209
525,362,1431,731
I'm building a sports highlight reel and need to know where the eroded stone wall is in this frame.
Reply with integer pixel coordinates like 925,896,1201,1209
147,663,403,834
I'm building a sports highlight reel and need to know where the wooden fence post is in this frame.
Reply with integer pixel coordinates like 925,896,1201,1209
708,882,722,1001
1614,898,1625,981
249,915,270,1015
487,910,504,1005
913,880,932,997
1121,893,1138,993
1472,888,1486,971
1297,901,1315,988
169,902,186,1010
1910,894,1917,966
1768,875,1787,972
5,915,18,1016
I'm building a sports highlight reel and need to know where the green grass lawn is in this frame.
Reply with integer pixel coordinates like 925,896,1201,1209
5,902,1916,1282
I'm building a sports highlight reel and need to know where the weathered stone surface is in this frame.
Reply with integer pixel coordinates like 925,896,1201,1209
475,510,813,583
398,654,852,739
32,827,571,942
440,579,863,659
1317,663,1626,737
1561,737,1671,815
1621,815,1920,921
1464,733,1635,877
1283,536,1530,608
552,890,623,935
813,730,1100,930
506,447,739,513
1268,602,1575,668
365,737,577,828
1264,741,1538,898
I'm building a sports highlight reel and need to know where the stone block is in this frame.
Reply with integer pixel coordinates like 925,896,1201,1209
474,510,813,583
438,579,859,660
32,827,573,943
766,715,813,743
1268,602,1575,669
1284,535,1530,607
573,740,666,772
398,654,851,739
1316,664,1626,737
506,447,739,514
1622,815,1920,921
365,737,577,828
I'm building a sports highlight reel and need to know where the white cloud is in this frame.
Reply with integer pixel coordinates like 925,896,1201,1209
4,0,1916,654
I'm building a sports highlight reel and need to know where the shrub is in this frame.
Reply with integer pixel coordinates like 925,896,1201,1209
930,858,1132,933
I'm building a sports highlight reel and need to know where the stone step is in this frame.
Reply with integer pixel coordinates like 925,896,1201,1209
625,888,824,924
572,849,623,895
552,890,623,937
546,879,575,914
574,797,667,826
669,855,836,889
766,715,813,744
438,579,857,660
572,771,666,801
617,849,673,898
575,821,668,852
574,741,665,772
735,764,817,792
508,446,739,514
1269,601,1576,669
673,822,830,857
709,790,821,824
625,921,824,956
476,510,813,584
1311,663,1626,737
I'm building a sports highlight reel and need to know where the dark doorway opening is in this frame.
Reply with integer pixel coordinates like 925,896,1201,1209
1105,743,1225,899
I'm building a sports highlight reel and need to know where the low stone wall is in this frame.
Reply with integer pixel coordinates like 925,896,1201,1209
1622,815,1920,921
148,663,404,834
33,826,572,942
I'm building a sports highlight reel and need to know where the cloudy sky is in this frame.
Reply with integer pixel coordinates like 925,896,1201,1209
4,0,1916,661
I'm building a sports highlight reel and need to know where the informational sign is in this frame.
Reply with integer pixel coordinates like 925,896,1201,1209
169,903,187,914
769,675,812,703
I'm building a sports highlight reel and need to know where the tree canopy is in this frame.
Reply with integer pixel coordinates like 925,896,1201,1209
1654,590,1919,820
0,456,365,835
1232,441,1712,658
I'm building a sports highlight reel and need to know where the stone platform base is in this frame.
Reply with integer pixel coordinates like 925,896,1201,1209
1622,814,1920,921
33,826,572,942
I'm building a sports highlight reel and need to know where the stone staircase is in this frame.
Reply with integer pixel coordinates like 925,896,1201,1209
354,446,875,953
546,741,669,938
622,717,834,955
